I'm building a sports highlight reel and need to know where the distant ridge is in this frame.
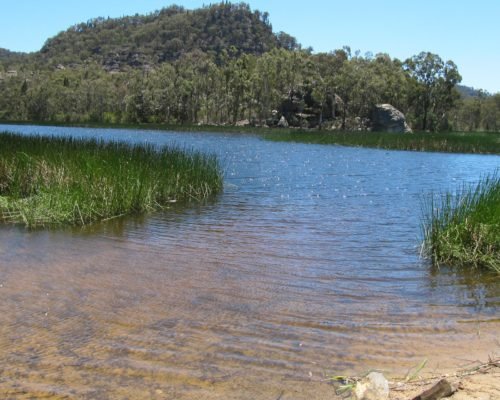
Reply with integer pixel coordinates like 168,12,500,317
456,85,489,98
0,48,28,63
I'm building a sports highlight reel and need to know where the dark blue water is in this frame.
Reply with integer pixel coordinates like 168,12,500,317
0,124,498,399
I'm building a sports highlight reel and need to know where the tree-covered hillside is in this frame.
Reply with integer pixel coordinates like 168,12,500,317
0,48,29,64
37,2,291,68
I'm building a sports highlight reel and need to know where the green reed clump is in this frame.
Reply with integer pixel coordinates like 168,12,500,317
422,173,500,273
0,132,223,227
266,131,500,154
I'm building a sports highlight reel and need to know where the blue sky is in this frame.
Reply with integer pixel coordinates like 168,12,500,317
1,0,499,93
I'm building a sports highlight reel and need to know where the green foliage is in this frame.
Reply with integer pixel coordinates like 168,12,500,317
0,132,223,227
421,173,500,273
451,93,500,132
403,52,462,131
0,48,29,66
38,2,279,66
0,47,416,127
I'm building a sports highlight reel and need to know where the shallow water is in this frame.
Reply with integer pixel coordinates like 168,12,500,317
0,125,499,399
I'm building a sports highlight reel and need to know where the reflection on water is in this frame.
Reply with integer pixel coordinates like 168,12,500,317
0,125,499,399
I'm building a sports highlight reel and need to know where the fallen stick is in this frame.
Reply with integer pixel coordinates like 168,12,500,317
411,379,457,400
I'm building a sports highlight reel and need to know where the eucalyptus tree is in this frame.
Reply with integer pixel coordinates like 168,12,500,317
404,52,461,131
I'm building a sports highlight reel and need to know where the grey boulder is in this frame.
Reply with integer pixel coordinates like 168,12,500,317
372,104,412,133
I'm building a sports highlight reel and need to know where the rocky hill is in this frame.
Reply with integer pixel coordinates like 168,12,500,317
34,2,294,70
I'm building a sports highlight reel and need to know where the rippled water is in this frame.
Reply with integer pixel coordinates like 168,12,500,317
0,125,499,399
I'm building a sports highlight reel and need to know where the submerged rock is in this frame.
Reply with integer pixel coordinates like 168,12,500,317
372,104,412,133
354,372,389,400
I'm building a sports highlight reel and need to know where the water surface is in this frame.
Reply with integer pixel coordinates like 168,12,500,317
0,125,498,399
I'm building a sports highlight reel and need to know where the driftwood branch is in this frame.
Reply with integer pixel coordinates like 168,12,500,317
411,379,457,400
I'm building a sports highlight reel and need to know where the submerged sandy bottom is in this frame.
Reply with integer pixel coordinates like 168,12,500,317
0,226,498,399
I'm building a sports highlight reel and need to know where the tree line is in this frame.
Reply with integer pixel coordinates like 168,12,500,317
3,47,493,131
450,91,500,132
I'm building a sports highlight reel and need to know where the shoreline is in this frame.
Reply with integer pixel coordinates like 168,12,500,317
386,357,499,400
1,120,499,155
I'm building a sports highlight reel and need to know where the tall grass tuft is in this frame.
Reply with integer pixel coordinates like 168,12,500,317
421,172,500,273
0,132,223,227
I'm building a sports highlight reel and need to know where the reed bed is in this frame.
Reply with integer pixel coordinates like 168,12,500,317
421,173,500,273
0,132,223,227
265,131,500,154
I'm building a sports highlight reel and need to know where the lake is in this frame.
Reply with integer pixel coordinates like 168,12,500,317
0,124,498,399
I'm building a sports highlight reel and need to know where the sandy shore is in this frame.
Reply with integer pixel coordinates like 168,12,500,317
387,358,499,400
